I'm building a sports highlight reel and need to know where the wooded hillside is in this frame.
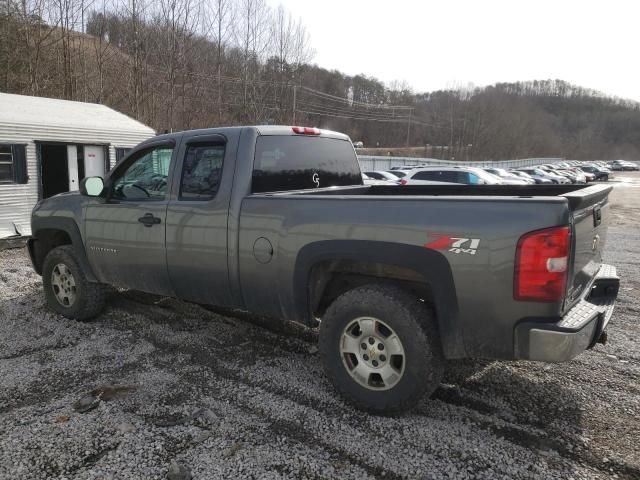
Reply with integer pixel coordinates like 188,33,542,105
2,0,639,161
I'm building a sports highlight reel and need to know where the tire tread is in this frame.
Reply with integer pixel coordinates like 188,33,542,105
42,245,106,321
319,284,444,415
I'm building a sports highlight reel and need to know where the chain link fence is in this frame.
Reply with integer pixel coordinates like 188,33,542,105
358,156,564,172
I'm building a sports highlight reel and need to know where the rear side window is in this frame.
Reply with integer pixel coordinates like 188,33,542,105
252,136,362,193
413,171,441,181
440,171,460,182
180,144,225,200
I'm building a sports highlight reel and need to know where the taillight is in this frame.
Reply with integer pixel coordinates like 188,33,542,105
514,226,571,302
399,179,408,185
292,126,320,135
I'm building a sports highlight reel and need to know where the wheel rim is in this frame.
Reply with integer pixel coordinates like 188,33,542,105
340,316,406,391
51,263,77,307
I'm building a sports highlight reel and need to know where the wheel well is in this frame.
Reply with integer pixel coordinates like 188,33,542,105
309,260,434,318
31,229,72,274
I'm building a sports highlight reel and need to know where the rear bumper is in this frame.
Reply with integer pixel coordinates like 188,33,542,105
514,264,619,362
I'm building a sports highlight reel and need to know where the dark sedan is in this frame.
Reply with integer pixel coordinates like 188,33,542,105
579,165,610,181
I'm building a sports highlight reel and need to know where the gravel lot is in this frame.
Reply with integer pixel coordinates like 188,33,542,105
1,175,639,480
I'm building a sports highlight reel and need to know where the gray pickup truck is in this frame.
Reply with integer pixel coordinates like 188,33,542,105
28,126,619,414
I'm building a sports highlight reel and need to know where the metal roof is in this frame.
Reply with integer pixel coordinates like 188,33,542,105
0,92,155,135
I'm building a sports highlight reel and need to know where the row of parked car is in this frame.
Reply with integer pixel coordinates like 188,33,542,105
362,159,638,186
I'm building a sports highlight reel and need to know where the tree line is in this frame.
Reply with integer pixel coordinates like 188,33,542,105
1,1,639,161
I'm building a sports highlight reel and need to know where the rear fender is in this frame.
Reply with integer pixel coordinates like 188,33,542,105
293,240,463,358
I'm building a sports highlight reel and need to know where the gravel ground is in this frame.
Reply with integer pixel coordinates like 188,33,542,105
1,175,639,480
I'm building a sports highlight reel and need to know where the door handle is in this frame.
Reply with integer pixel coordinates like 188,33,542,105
138,213,161,227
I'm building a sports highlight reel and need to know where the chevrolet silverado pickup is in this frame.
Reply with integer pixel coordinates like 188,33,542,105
28,126,619,414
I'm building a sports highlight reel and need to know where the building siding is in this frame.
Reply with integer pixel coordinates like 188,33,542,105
0,122,153,238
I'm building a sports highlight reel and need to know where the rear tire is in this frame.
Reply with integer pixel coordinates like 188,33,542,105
319,284,444,415
42,245,106,321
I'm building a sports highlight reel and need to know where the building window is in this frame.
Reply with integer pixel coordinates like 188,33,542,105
115,147,131,164
0,144,27,184
0,145,13,182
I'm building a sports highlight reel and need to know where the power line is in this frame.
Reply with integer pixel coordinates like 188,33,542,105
298,109,415,124
299,86,413,110
296,101,412,121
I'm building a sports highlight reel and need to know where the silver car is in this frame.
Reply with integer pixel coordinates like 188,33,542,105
484,167,532,185
401,166,503,185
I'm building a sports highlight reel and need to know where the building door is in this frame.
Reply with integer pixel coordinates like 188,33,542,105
67,145,79,191
84,146,105,177
40,144,69,199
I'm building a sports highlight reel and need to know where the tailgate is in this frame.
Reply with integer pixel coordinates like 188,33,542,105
562,184,613,311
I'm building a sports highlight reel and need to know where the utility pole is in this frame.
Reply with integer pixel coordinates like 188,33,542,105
406,108,412,147
292,85,297,125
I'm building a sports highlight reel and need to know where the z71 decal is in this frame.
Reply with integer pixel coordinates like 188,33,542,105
425,235,481,255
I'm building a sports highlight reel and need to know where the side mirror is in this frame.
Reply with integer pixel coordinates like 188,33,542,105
80,176,105,197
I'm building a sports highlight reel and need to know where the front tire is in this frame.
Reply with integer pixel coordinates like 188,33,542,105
319,285,444,415
42,245,106,321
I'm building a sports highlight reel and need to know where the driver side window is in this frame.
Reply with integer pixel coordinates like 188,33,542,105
112,147,173,200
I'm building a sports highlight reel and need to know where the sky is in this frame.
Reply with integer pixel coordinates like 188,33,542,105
267,0,640,101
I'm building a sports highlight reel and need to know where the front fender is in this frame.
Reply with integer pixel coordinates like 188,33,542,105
30,216,97,282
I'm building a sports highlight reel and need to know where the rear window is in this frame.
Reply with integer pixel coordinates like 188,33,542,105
252,136,362,193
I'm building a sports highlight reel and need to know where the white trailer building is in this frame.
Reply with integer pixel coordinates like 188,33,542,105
0,93,155,238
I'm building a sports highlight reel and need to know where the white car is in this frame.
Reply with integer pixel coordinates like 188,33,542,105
362,173,393,185
484,167,532,185
385,169,416,179
364,171,402,183
400,166,503,185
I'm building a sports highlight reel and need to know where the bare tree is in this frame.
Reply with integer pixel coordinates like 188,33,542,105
237,0,270,121
13,0,59,95
202,0,234,122
86,0,117,102
153,0,200,131
51,0,84,99
119,0,147,119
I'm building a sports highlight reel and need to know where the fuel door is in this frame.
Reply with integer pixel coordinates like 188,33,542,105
253,237,274,264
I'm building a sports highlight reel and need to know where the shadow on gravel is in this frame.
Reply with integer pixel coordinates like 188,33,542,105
435,362,639,479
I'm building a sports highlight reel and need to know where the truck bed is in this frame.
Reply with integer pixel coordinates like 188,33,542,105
240,182,612,359
272,183,596,198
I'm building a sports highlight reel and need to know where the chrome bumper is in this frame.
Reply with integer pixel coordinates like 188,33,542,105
515,264,619,362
